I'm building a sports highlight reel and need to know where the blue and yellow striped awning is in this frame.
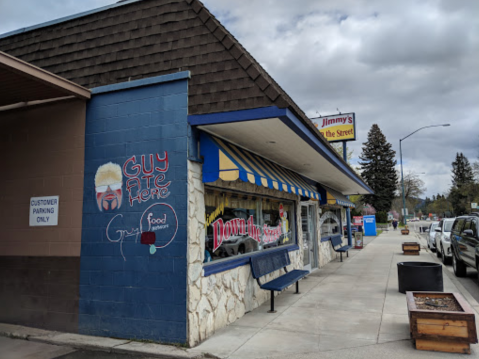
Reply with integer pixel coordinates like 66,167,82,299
200,132,321,200
318,184,355,208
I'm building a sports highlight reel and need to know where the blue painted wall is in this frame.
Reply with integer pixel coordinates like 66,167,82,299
79,74,188,343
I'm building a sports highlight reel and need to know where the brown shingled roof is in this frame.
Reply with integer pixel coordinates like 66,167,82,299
0,0,357,178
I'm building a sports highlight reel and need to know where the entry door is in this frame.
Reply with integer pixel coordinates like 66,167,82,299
301,205,318,272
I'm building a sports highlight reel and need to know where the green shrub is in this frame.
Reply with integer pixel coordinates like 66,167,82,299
376,211,388,223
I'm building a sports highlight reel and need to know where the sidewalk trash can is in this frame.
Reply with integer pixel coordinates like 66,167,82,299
354,231,363,249
397,262,443,294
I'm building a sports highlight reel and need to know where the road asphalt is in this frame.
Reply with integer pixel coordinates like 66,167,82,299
2,224,479,358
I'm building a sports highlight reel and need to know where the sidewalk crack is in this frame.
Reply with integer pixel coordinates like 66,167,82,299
376,252,394,344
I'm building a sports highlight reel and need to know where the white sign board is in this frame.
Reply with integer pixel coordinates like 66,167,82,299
401,208,408,215
472,203,477,209
29,196,59,226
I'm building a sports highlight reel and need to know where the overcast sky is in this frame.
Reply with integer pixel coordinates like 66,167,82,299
1,0,478,198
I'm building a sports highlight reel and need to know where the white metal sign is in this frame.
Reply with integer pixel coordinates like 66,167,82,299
472,203,477,209
29,196,59,226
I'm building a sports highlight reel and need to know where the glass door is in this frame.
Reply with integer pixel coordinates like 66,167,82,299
302,204,318,272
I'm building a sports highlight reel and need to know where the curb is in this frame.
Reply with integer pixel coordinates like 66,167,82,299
0,323,206,359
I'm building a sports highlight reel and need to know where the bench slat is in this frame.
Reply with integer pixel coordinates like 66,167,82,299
335,245,352,252
260,270,309,291
251,249,291,279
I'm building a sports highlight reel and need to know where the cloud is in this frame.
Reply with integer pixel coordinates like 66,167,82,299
1,0,478,198
203,0,479,197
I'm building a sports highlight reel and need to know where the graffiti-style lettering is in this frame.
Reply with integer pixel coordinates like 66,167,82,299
155,152,169,172
141,155,154,174
123,156,141,178
142,174,154,189
121,152,170,206
106,214,141,260
106,203,178,261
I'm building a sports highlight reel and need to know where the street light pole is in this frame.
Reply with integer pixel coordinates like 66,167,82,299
400,139,407,224
399,124,450,226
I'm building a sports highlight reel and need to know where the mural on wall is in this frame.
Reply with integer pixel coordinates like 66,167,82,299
106,203,178,260
95,162,123,211
97,152,177,260
123,153,170,206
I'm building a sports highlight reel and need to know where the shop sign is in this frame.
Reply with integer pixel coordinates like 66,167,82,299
205,197,229,229
311,113,356,143
353,216,363,225
211,216,284,252
29,196,59,226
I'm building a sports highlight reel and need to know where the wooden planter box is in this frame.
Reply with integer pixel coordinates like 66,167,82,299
401,229,410,235
407,291,478,354
402,242,420,255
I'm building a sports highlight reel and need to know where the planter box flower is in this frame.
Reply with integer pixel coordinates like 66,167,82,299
406,291,478,354
402,242,420,255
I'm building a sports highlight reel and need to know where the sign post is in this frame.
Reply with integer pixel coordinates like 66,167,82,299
310,112,357,246
343,141,353,247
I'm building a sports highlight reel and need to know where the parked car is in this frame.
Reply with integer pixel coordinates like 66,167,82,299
450,213,479,277
435,218,456,264
426,221,440,252
343,225,359,237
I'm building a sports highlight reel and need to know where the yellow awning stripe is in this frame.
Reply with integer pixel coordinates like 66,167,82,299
200,133,321,200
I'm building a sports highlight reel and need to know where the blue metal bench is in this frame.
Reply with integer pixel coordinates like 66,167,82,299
250,248,309,313
330,235,352,262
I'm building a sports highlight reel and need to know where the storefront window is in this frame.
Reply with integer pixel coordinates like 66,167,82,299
204,189,295,262
320,209,342,237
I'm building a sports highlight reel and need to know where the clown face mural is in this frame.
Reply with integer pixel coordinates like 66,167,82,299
95,162,123,211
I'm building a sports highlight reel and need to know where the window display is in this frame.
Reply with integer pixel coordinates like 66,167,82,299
320,209,342,237
204,188,295,262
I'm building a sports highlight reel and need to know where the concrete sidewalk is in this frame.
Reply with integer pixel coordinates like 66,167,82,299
2,229,479,358
190,229,479,358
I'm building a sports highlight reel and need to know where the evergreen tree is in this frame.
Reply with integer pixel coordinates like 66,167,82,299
451,153,474,188
449,153,475,215
359,124,398,213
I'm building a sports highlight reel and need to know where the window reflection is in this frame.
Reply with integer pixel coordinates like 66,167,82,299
320,209,341,237
204,189,295,262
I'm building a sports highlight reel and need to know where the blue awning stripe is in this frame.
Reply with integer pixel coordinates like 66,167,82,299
200,132,321,200
242,150,283,190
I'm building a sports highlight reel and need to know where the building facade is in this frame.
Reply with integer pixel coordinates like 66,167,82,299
0,0,371,347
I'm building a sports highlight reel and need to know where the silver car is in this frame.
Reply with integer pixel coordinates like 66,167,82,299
435,218,456,264
427,221,439,251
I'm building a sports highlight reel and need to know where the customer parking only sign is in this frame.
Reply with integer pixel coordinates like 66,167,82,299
29,196,59,226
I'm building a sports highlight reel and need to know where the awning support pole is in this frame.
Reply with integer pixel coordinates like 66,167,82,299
343,141,353,247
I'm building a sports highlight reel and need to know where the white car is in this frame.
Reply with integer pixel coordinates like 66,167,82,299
435,218,456,264
426,221,440,252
